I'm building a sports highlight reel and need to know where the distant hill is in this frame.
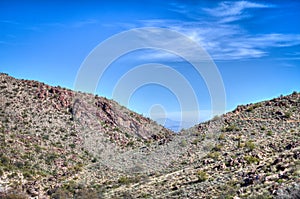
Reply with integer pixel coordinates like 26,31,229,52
0,73,299,198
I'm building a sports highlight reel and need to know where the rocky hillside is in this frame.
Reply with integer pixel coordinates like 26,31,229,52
103,92,299,199
0,73,172,198
0,73,299,198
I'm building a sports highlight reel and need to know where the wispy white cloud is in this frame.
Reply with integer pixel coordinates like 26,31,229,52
128,1,300,61
169,1,274,23
132,20,300,61
203,1,273,17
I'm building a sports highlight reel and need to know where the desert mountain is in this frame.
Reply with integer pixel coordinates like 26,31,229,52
0,73,299,198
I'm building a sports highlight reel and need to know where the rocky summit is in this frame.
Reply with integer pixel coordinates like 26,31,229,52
0,73,299,199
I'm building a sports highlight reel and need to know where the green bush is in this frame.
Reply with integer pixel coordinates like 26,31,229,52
126,141,134,147
179,140,187,147
246,106,254,112
118,176,140,185
266,130,273,136
221,125,239,132
0,155,10,166
23,171,32,179
245,140,255,151
218,133,226,140
207,151,220,160
284,112,292,118
118,176,131,185
244,155,259,164
213,144,223,151
197,170,208,182
192,138,199,145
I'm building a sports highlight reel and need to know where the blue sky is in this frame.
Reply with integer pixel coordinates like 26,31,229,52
1,1,299,130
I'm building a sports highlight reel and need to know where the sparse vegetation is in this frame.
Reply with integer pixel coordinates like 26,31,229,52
207,151,220,160
221,124,239,132
266,130,273,136
244,155,259,164
0,74,299,198
218,133,226,140
197,170,208,182
284,111,292,118
179,140,187,147
245,140,255,151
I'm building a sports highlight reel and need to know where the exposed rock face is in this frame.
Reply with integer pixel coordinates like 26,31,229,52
0,73,299,198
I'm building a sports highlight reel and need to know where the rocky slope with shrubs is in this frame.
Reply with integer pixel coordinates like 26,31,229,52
0,73,299,198
107,92,299,199
0,73,172,198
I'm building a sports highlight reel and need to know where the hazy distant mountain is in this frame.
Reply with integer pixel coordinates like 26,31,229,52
156,118,194,132
0,73,299,198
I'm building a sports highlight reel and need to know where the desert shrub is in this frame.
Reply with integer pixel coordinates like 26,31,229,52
14,161,24,169
197,170,208,182
246,104,261,112
42,134,49,140
245,140,255,151
45,153,58,164
213,144,223,151
192,138,199,145
127,141,134,147
73,163,84,172
246,106,254,112
118,176,140,185
284,111,292,118
207,151,220,160
221,125,239,132
0,155,10,166
218,133,226,140
34,144,42,153
118,176,132,185
244,155,259,164
179,140,187,147
266,130,273,136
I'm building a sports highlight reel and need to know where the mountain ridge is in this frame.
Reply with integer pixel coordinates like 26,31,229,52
0,73,299,198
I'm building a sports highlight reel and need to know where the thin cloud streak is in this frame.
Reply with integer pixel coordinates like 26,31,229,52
133,20,300,61
129,1,299,61
204,1,271,16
